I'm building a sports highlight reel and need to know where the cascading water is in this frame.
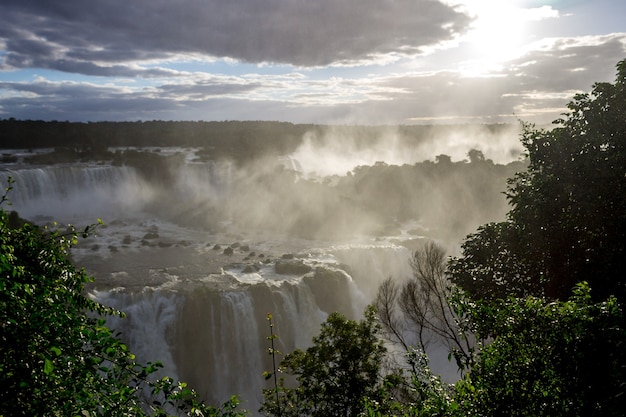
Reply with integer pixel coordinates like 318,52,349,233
1,151,452,414
0,165,153,221
85,264,370,412
89,288,181,379
172,160,234,203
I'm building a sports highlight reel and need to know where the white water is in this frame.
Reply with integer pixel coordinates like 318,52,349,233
0,155,458,413
0,165,153,220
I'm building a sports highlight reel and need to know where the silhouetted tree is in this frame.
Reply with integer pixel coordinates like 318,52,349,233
376,242,475,373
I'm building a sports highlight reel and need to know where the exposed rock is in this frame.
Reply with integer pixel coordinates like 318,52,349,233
303,267,353,317
242,264,259,273
223,247,234,256
275,261,312,275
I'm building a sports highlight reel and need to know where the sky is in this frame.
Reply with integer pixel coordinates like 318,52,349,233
0,0,624,125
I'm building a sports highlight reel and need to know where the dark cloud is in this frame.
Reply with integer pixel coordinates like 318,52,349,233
5,38,57,59
157,80,263,98
0,75,272,121
0,0,471,74
0,81,189,121
1,30,624,125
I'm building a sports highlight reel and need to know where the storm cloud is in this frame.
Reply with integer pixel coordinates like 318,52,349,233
0,0,471,72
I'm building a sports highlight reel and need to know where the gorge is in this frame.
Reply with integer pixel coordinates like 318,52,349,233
0,123,525,412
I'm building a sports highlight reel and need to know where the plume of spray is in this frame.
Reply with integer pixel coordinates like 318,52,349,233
287,124,523,178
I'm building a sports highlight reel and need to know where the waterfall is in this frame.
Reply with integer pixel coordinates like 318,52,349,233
172,160,234,203
0,165,152,221
331,244,414,301
89,288,181,379
0,161,236,228
89,269,366,413
3,158,455,414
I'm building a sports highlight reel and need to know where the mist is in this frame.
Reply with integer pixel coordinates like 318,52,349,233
289,123,523,177
0,122,526,248
0,120,528,412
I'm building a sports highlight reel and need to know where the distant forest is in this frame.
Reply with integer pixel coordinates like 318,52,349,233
0,118,516,164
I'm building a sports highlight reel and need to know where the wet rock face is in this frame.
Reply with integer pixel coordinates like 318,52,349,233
274,260,313,275
304,267,354,317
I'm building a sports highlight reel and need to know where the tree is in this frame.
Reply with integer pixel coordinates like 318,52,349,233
260,306,388,417
466,149,485,164
435,154,452,165
361,348,457,417
375,242,475,372
0,181,246,417
454,282,626,417
450,59,626,301
447,221,541,301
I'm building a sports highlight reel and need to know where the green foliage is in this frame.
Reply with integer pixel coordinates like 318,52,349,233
447,221,539,300
450,59,626,301
454,282,626,417
0,181,246,416
261,306,388,417
264,313,283,417
362,348,459,417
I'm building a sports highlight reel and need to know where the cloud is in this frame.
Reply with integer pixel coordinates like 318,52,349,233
509,34,626,90
523,5,560,21
367,33,626,124
1,30,624,124
0,0,472,72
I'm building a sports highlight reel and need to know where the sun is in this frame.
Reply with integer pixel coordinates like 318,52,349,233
468,4,526,58
452,1,559,74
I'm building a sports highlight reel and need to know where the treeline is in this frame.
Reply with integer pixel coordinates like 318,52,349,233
241,157,527,242
0,118,514,164
0,119,306,162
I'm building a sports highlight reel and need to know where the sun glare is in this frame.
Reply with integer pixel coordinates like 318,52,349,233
469,5,525,55
453,1,559,75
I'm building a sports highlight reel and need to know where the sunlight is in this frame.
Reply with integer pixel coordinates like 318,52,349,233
468,4,525,57
453,1,559,74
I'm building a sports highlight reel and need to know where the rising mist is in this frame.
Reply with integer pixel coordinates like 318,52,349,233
0,119,528,412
